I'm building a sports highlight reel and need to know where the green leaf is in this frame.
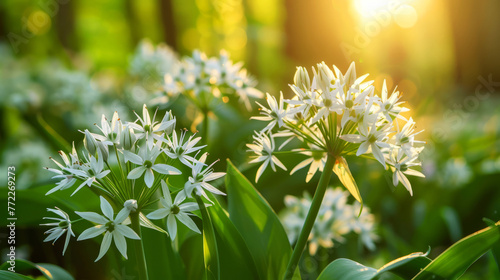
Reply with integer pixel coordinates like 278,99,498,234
413,220,500,280
141,221,186,280
0,271,34,280
483,218,500,272
376,250,431,279
0,260,74,280
333,157,363,212
225,160,294,280
317,259,377,280
205,193,261,280
195,194,220,280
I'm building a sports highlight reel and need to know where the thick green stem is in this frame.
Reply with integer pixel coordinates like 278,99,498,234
283,155,336,280
130,212,149,280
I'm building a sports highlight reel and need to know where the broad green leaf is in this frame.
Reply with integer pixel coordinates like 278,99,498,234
376,250,431,279
413,220,500,280
483,218,500,271
333,157,363,209
0,260,74,280
317,258,377,280
206,193,261,280
225,160,295,280
0,271,34,280
141,222,186,280
195,195,220,280
179,235,204,280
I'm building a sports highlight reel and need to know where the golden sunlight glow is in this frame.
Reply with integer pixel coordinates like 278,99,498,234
353,0,418,28
353,0,394,17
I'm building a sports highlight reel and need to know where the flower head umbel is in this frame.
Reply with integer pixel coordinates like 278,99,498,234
76,196,140,261
43,104,226,260
41,207,75,255
162,49,263,111
147,181,201,239
280,187,378,255
249,62,425,196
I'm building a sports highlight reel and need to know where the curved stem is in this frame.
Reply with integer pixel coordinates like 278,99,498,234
130,212,149,280
283,155,335,280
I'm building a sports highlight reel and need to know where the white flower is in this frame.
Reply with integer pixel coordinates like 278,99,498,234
147,181,201,239
252,92,287,132
45,144,80,195
246,132,287,182
279,187,378,255
129,104,176,149
290,146,327,183
184,153,226,199
163,129,205,168
93,112,122,146
66,151,111,196
386,148,425,195
341,123,391,166
41,207,74,255
393,117,424,156
123,142,181,188
377,80,409,122
311,88,343,124
76,196,140,261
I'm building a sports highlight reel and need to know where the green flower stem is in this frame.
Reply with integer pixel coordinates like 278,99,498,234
283,155,336,280
130,212,149,280
202,111,209,146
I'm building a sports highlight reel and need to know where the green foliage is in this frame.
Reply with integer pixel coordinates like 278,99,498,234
318,220,500,280
0,260,74,280
225,159,295,279
196,194,220,280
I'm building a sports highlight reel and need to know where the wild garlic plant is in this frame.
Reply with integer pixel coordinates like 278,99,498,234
280,187,378,256
129,39,178,96
247,62,425,279
41,104,225,279
161,50,263,141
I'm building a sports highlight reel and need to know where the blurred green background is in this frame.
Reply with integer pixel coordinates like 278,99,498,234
1,0,500,279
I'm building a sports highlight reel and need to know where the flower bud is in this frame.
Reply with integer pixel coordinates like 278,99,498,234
124,199,138,213
121,127,137,150
294,66,310,91
315,62,334,92
97,142,109,162
83,129,98,155
161,110,176,135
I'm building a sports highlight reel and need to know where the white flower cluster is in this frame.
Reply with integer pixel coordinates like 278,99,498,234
163,50,263,110
248,62,425,195
129,39,178,94
280,187,378,255
43,104,225,261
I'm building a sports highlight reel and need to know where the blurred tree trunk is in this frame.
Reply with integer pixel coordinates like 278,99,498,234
159,0,177,50
446,0,500,90
125,0,140,45
0,8,6,40
284,0,352,69
55,0,78,52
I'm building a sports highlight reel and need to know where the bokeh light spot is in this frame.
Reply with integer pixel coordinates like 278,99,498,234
27,10,51,35
394,4,418,28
